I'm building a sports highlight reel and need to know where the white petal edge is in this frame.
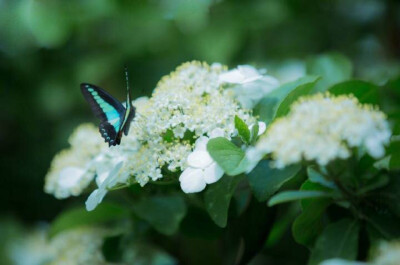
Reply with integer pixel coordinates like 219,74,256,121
209,128,225,138
179,168,206,193
203,162,224,184
187,150,213,168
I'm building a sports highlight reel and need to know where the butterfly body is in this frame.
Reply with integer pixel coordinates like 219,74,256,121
81,77,135,146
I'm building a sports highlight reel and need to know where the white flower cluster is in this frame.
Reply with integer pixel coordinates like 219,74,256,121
45,61,266,209
371,241,400,265
44,124,105,199
219,65,280,109
126,61,256,187
5,224,110,265
48,227,108,265
255,93,391,168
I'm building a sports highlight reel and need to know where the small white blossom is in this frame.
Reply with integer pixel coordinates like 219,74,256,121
127,61,255,186
86,161,126,211
371,241,400,265
254,93,391,168
44,124,105,199
219,65,280,109
249,121,267,136
179,128,226,193
48,227,109,265
8,226,52,265
45,61,258,206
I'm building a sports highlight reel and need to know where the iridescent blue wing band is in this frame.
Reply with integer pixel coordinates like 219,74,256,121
80,83,126,146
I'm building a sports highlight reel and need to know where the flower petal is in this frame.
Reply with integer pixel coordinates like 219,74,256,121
237,65,263,83
257,121,267,135
219,69,244,84
203,163,224,184
179,168,206,193
58,167,85,189
187,150,213,168
193,136,209,151
85,189,107,211
209,128,225,138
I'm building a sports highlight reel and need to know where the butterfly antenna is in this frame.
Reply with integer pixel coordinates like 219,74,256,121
124,65,131,104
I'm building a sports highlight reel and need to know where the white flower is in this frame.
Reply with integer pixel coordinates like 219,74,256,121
254,93,391,168
126,61,255,186
319,259,367,265
179,129,226,193
7,225,52,265
48,227,109,265
44,124,105,199
219,65,280,109
46,61,258,203
371,241,400,265
86,161,125,211
219,65,264,84
249,121,267,136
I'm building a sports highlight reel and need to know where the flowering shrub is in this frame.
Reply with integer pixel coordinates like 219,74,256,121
44,55,400,265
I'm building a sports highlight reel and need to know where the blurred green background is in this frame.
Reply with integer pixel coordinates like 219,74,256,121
0,0,399,225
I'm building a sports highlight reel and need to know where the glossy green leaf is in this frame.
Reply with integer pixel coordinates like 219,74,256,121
307,167,336,189
307,53,353,92
49,203,130,238
292,198,331,248
247,160,300,201
132,194,187,235
253,76,320,124
204,175,243,227
274,78,319,118
268,190,332,206
329,80,379,104
207,137,249,176
308,219,360,265
235,115,250,144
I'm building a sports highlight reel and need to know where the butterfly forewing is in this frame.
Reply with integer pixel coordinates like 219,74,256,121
80,83,126,146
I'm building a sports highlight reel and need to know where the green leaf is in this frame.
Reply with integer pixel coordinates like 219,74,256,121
247,160,300,201
329,80,379,105
266,203,300,247
307,166,336,189
207,137,249,176
274,78,319,118
364,206,400,239
253,76,320,124
132,194,187,235
204,175,243,227
268,190,333,207
49,203,130,238
308,219,360,265
357,174,389,195
292,198,331,248
250,122,259,145
307,52,353,92
388,140,400,170
234,115,250,144
299,180,336,209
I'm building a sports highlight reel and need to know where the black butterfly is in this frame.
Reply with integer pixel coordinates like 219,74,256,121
80,69,136,146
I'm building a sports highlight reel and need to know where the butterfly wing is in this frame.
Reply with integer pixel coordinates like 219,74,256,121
123,105,136,136
81,83,126,146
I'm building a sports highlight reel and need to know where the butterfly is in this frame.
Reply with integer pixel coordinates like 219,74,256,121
80,68,136,146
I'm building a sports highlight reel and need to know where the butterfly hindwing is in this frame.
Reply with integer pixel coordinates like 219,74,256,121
81,83,126,146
